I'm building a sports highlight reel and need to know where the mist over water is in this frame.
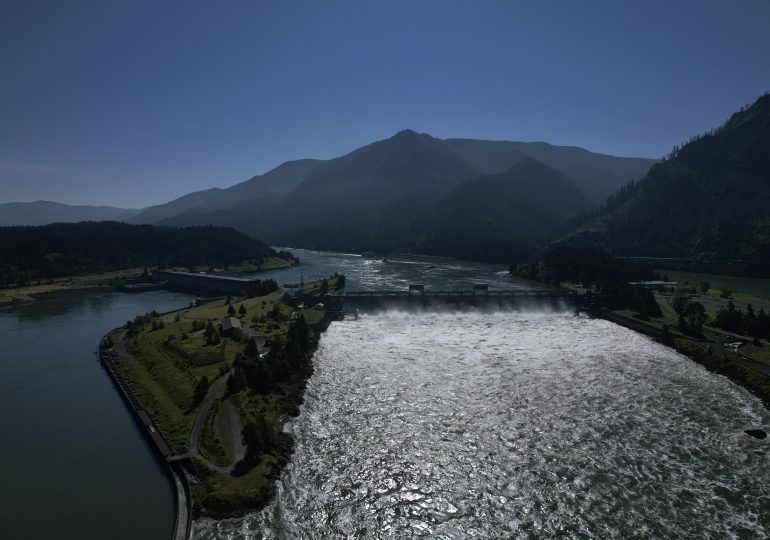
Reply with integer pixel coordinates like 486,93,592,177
195,310,769,539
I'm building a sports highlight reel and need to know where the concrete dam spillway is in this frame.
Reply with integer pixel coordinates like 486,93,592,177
296,288,597,319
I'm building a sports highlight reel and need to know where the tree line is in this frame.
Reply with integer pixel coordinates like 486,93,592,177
0,221,284,287
511,246,662,317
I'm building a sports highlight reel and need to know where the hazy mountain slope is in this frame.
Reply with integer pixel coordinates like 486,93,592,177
281,130,479,211
444,138,656,202
403,158,595,261
129,159,322,224
139,129,657,261
561,93,770,261
154,130,653,232
160,130,482,250
0,200,138,226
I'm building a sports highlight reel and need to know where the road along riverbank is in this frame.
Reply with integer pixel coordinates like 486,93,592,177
600,309,770,409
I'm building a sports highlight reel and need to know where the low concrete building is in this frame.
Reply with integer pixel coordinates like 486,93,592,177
153,270,257,296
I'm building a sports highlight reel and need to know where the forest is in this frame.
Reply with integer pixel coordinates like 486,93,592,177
0,221,286,288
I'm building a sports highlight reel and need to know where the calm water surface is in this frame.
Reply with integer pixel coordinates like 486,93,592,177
197,311,769,539
0,291,191,540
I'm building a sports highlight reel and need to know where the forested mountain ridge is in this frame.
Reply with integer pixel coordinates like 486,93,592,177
560,93,770,264
0,222,283,287
401,158,595,261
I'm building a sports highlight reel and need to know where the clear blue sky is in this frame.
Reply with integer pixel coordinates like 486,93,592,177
1,0,769,208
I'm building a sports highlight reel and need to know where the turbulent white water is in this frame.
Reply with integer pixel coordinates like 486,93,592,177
195,311,769,539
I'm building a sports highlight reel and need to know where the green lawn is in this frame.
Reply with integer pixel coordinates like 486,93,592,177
199,400,233,468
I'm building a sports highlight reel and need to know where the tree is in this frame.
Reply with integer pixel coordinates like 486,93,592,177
238,304,247,315
672,289,689,315
242,415,274,466
660,323,673,345
227,367,246,394
245,336,259,359
227,304,237,316
321,278,329,294
679,301,707,336
193,376,209,405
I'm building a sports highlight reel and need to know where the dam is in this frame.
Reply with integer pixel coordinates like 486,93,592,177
298,286,597,314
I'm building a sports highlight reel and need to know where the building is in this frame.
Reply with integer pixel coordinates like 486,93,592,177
221,316,242,334
152,270,257,297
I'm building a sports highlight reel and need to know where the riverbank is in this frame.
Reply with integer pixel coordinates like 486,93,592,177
101,276,342,526
600,309,770,409
0,268,145,307
98,343,192,540
0,253,297,307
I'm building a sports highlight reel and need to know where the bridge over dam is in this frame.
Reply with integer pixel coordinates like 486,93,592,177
300,286,598,315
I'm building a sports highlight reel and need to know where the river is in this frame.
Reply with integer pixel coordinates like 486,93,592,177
1,250,768,539
193,253,770,539
0,291,192,540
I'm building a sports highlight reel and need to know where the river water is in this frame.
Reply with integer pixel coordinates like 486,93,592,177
196,309,770,538
245,248,531,292
2,250,768,539
0,291,191,540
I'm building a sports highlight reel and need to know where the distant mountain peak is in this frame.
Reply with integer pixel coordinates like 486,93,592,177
390,128,431,141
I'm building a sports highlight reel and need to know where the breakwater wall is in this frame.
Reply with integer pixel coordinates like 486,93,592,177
98,333,192,540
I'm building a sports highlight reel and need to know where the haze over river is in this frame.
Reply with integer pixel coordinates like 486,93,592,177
197,252,770,539
1,250,767,539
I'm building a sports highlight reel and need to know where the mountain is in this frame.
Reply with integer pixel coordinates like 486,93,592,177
145,130,654,260
128,159,323,224
0,201,139,226
443,138,657,203
561,93,770,268
405,157,596,261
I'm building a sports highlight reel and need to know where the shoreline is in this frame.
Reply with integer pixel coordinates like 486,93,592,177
0,285,116,308
599,309,770,410
97,288,338,535
98,330,193,540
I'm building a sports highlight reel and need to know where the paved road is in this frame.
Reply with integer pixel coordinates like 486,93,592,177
171,372,245,474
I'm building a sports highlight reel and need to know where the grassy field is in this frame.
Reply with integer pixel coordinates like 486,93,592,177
659,269,770,301
221,256,295,275
199,400,232,468
0,268,144,305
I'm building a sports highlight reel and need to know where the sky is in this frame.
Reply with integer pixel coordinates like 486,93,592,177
1,1,769,208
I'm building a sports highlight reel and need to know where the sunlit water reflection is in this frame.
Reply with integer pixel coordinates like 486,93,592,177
195,311,769,539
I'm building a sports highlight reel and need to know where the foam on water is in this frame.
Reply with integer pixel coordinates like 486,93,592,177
194,311,769,539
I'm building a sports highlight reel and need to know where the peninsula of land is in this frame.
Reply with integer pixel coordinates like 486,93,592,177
100,274,344,519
